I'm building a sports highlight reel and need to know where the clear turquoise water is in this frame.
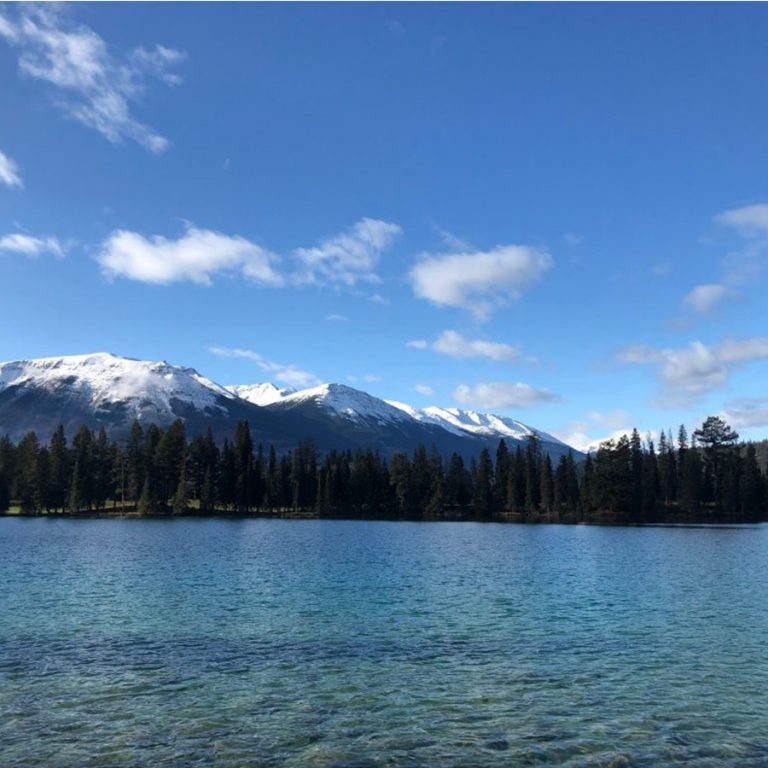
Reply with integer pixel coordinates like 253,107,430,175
1,518,768,768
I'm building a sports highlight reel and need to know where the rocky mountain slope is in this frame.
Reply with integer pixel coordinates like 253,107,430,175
0,353,577,458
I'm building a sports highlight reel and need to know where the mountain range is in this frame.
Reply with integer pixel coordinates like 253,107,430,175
0,353,577,459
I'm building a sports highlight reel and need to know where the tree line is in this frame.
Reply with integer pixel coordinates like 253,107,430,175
0,416,766,523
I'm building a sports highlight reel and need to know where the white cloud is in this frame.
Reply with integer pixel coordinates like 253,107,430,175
433,226,473,251
0,150,22,188
208,346,319,389
683,283,729,314
616,337,768,405
347,374,382,384
415,383,435,397
551,410,637,453
453,381,559,410
409,244,552,319
720,397,768,429
683,203,768,314
369,292,390,305
97,227,283,286
430,329,520,362
406,339,428,349
0,5,184,153
716,204,768,238
293,218,401,287
0,233,65,258
326,313,349,322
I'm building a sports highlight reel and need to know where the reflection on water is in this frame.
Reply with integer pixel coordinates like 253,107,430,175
1,518,767,767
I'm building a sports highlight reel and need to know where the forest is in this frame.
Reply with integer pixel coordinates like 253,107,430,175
0,416,766,524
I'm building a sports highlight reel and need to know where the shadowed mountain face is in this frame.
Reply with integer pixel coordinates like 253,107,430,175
0,353,578,459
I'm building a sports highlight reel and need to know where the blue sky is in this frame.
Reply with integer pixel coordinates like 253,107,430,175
2,3,768,449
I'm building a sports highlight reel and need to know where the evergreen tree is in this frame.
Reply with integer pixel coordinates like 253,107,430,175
172,463,188,515
580,453,595,517
155,419,187,509
136,476,151,516
473,448,494,518
641,437,659,519
425,445,445,518
508,447,526,514
494,439,510,513
678,432,702,516
48,426,70,512
0,466,9,513
524,435,541,515
234,421,254,512
70,426,95,511
445,453,471,510
539,454,554,516
740,444,765,518
389,452,412,518
592,436,633,516
92,428,112,510
629,428,644,520
694,416,739,510
125,420,145,503
16,432,40,513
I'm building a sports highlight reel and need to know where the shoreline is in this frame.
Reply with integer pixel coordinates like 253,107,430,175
2,509,764,528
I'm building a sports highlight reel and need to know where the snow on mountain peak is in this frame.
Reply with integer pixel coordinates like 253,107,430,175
0,352,234,418
228,382,296,406
387,400,562,445
279,382,413,424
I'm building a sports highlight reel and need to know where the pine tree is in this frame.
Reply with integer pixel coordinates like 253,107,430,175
155,420,187,509
137,476,151,516
265,444,280,510
172,463,188,515
68,459,81,513
445,453,470,510
554,455,568,513
678,431,701,516
201,465,214,512
494,439,510,513
425,445,445,518
411,444,431,515
694,416,739,510
641,437,659,520
508,447,526,514
16,432,40,513
524,435,541,515
473,448,494,518
0,467,9,513
539,454,554,516
48,426,70,512
740,444,765,519
234,421,254,513
388,452,411,517
126,420,145,503
92,428,112,510
629,428,644,520
565,450,580,515
580,453,595,517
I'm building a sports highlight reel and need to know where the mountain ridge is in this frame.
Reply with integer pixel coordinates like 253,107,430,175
0,352,578,458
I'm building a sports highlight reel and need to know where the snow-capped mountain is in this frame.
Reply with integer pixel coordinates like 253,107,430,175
0,352,234,418
0,353,578,458
387,402,561,444
0,353,281,443
252,382,413,425
230,378,574,458
227,382,296,407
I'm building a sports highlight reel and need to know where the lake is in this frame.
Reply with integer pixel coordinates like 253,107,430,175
1,518,767,767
